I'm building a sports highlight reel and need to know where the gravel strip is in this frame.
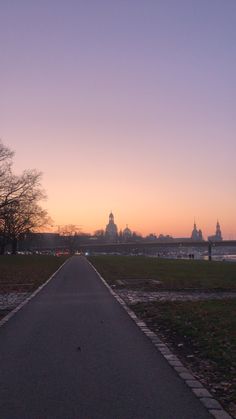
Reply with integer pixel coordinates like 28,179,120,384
116,290,236,304
0,292,31,310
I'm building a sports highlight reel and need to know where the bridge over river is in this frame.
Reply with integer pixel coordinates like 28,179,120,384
78,240,236,261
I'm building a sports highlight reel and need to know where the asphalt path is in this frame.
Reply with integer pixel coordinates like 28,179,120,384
0,256,212,419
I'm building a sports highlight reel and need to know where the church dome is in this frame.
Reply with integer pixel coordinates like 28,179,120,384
123,225,132,242
123,225,132,236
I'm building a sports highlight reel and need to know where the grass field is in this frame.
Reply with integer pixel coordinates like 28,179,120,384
89,255,236,290
0,255,69,293
89,255,236,416
133,300,236,414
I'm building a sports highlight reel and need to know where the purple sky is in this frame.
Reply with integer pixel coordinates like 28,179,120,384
1,0,236,237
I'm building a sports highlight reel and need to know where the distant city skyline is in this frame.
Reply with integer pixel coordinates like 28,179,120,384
94,212,224,240
1,1,236,239
53,211,228,241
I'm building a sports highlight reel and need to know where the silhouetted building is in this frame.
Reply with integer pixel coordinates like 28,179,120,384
208,220,223,242
122,225,132,242
158,234,173,241
146,233,157,241
198,229,203,240
105,212,118,242
191,221,204,241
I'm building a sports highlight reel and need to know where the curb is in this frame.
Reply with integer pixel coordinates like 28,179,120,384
88,260,233,419
0,257,70,329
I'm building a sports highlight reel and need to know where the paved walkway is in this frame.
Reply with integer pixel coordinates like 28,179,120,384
0,256,212,419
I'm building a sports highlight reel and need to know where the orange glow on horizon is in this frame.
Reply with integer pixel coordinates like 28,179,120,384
1,2,236,240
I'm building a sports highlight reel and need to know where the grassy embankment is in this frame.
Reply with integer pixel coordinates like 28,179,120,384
89,255,236,416
0,255,69,318
89,255,236,290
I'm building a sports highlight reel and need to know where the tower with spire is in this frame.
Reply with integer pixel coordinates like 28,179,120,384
208,221,223,241
105,212,118,243
215,220,222,240
191,220,204,241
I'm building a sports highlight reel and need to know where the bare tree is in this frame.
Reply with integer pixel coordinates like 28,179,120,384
0,141,50,254
0,199,49,254
0,141,14,165
0,141,14,201
94,229,105,243
0,169,45,209
57,225,81,254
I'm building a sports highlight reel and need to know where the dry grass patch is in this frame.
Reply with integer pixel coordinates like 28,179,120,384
0,255,69,293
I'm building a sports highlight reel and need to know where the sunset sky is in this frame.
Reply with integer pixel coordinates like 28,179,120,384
1,1,236,238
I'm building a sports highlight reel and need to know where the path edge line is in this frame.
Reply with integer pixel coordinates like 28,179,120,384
87,258,233,419
0,257,71,329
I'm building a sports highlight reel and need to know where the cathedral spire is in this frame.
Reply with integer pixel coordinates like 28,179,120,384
109,211,114,222
105,211,118,242
208,220,223,241
216,220,222,240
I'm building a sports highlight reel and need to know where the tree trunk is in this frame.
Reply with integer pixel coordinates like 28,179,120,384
11,237,18,255
0,242,6,255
